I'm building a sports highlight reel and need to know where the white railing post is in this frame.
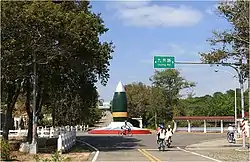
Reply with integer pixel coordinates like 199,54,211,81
83,125,86,131
86,125,89,131
62,133,65,153
18,128,21,136
41,127,45,137
204,120,207,133
57,135,62,153
187,120,191,132
50,127,54,138
80,125,83,131
220,120,223,133
73,129,76,145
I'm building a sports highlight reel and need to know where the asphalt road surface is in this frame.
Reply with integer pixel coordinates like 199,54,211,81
77,132,226,162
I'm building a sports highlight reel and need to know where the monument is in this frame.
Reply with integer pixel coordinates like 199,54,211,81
88,81,151,134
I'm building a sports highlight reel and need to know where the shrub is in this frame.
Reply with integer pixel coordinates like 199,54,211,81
0,139,17,161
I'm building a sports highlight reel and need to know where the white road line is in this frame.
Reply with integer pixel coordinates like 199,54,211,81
76,139,99,162
177,147,222,162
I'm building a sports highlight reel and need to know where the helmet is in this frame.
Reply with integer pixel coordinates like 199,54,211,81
159,124,164,129
168,125,171,128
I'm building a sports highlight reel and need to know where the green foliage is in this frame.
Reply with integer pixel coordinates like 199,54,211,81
125,82,151,118
150,69,195,120
125,69,195,128
200,0,249,78
125,68,249,128
0,139,17,161
1,0,114,138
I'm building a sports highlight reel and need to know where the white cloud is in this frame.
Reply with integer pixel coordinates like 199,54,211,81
205,4,219,15
141,43,205,64
107,1,203,27
151,43,186,56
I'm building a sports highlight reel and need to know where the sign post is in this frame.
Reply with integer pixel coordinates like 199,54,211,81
153,56,175,69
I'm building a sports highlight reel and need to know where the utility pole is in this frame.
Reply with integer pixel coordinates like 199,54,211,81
234,88,237,129
238,68,246,148
30,51,38,154
224,60,246,148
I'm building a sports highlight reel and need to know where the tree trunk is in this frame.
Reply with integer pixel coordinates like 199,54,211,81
154,112,157,129
52,105,55,127
3,105,12,141
27,116,33,143
2,81,21,140
24,77,33,143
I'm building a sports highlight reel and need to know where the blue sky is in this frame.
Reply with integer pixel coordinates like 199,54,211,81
90,0,247,101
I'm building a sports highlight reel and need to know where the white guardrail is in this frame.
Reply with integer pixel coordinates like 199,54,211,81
0,125,84,154
57,129,76,153
0,125,89,138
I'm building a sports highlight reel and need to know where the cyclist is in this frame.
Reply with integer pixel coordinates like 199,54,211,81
121,120,131,135
166,125,173,142
157,124,166,147
227,124,235,142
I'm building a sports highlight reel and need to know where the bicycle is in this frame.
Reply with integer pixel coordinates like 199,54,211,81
118,129,133,137
227,132,236,143
165,137,172,148
158,138,165,151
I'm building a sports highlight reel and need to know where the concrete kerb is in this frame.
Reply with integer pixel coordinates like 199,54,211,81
185,138,250,151
76,139,99,162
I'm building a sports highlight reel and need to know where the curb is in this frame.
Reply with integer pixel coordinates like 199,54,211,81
185,138,250,150
76,139,99,162
175,131,224,134
235,147,250,152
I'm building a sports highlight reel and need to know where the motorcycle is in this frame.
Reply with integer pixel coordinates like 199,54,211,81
227,132,236,143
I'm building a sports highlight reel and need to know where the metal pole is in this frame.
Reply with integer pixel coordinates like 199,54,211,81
235,88,237,128
239,73,246,148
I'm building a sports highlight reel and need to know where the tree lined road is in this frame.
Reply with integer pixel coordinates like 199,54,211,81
77,133,226,161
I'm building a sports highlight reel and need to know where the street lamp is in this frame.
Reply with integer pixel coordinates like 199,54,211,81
214,69,238,129
220,61,247,148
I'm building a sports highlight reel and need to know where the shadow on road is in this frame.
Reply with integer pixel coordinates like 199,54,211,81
77,135,145,152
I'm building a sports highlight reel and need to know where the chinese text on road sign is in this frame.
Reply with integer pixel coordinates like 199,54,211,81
153,56,175,69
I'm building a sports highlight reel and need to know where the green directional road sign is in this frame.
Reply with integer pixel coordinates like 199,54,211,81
153,56,175,69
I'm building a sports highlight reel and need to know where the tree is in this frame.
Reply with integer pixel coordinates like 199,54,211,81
125,82,151,118
200,0,249,79
1,1,114,141
149,69,195,126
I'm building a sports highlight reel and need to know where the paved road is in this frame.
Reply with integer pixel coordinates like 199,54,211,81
77,132,226,161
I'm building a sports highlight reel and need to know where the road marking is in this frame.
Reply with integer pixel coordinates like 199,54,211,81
138,149,155,162
76,139,99,162
177,147,222,162
138,149,162,162
175,132,223,134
